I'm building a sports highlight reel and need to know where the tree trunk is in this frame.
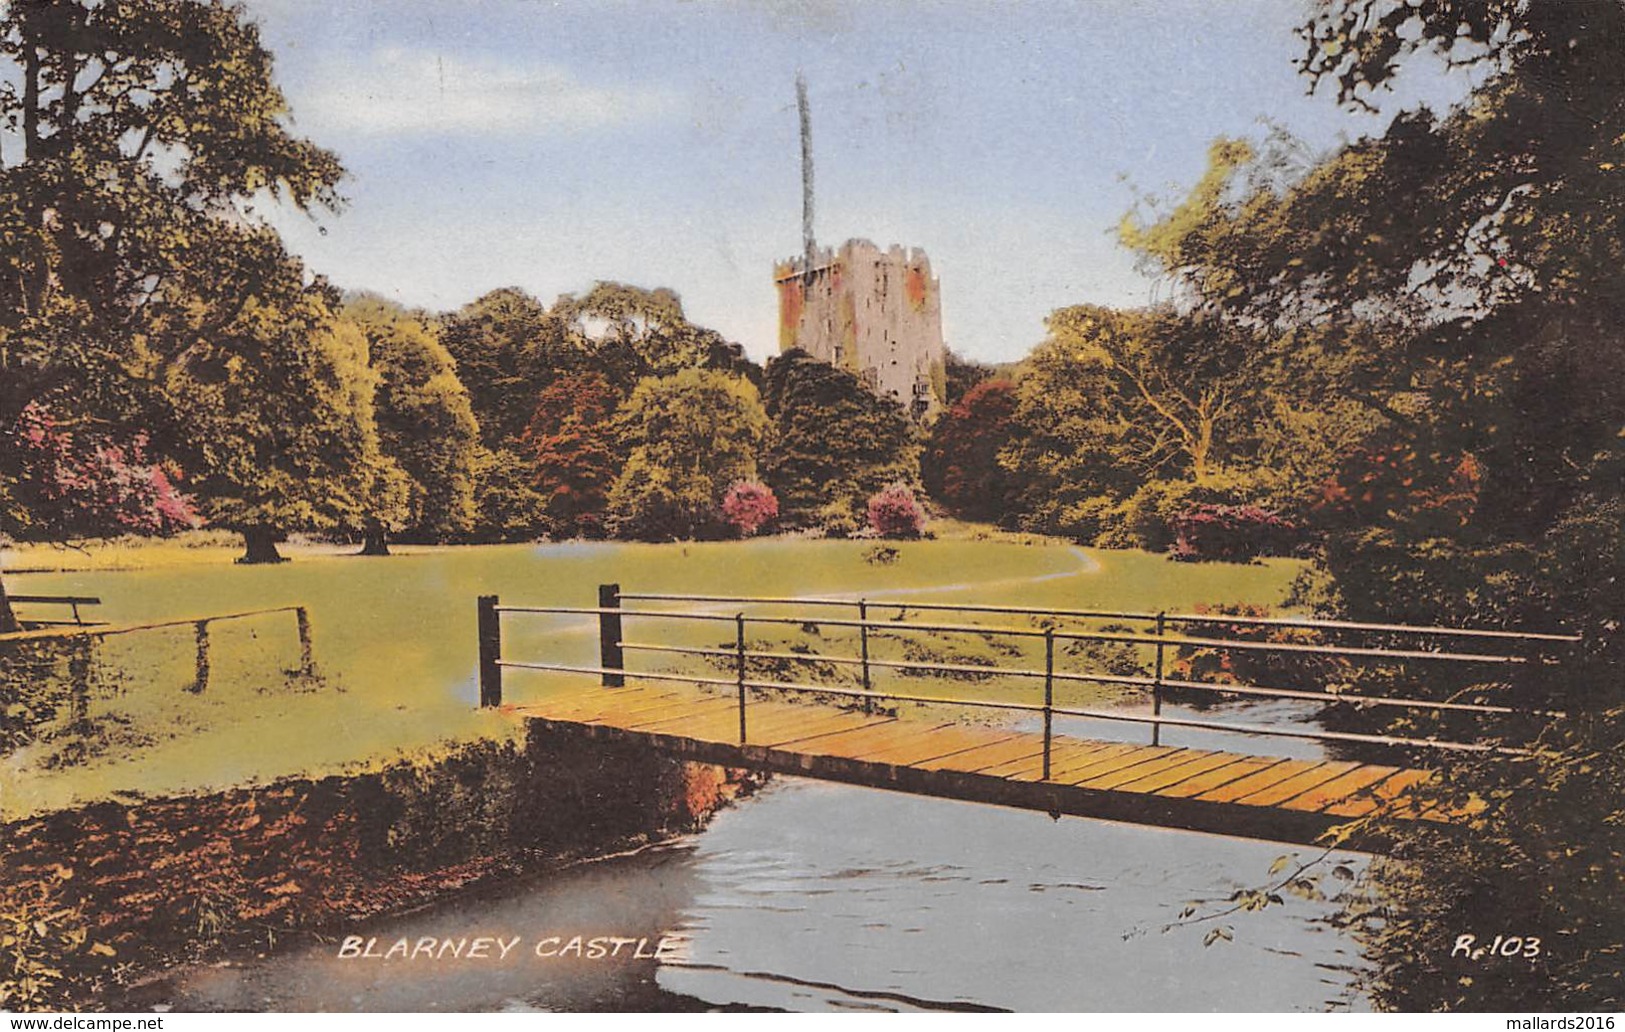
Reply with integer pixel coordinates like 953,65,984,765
357,523,391,556
236,527,287,565
0,572,19,635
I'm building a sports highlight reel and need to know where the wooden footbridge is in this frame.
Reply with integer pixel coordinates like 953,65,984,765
478,587,1575,850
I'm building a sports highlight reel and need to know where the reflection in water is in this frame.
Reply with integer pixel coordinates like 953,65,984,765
139,778,1369,1013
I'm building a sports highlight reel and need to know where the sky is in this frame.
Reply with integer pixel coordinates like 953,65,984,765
244,0,1475,364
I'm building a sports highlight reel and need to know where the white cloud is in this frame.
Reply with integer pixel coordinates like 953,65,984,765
294,47,680,137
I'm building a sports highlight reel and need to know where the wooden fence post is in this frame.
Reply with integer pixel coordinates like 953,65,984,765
478,595,502,708
69,636,92,728
599,583,624,687
190,620,210,694
295,606,315,678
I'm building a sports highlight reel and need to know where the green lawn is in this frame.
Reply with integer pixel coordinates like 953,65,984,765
1,537,1304,817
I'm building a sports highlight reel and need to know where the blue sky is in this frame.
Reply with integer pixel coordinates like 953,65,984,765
246,0,1473,363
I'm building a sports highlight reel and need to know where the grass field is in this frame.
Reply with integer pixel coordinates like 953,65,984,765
1,535,1305,817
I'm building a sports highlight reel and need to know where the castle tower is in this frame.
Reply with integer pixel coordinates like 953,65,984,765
775,241,946,420
776,77,945,420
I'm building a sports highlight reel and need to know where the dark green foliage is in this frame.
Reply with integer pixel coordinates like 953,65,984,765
469,447,552,544
605,369,767,541
760,349,918,529
1170,504,1300,563
0,0,357,568
553,282,758,390
439,288,575,450
345,299,481,544
1343,718,1625,1011
921,379,1021,524
1116,0,1625,1008
942,347,997,407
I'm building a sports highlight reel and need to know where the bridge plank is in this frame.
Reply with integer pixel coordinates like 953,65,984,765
1075,750,1222,791
1155,756,1290,799
920,737,1048,774
750,710,893,748
982,739,1121,780
537,688,714,722
1053,745,1178,785
1044,742,1160,781
1234,761,1364,807
1195,759,1325,804
772,718,934,753
616,696,741,731
858,728,1007,767
1274,764,1399,812
829,725,1018,767
1320,769,1434,819
752,714,889,748
1111,751,1245,793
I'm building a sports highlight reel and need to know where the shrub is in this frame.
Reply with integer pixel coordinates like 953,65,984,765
866,484,924,539
721,481,779,537
1170,503,1299,562
862,544,900,565
813,498,862,538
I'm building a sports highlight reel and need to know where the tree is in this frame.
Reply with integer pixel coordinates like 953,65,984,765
523,371,623,538
439,288,575,449
0,0,348,571
1115,1,1625,1008
921,379,1021,524
0,0,343,419
759,349,919,529
165,284,385,563
605,369,767,540
345,298,481,551
1002,305,1261,544
554,282,735,386
468,447,552,544
941,348,998,407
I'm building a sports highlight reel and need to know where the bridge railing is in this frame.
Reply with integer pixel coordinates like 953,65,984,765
477,585,1579,767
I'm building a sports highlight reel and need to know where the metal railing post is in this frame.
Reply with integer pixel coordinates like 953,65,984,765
1043,627,1055,780
190,620,210,694
477,594,503,707
859,599,872,714
599,583,624,687
735,613,748,743
1152,610,1166,746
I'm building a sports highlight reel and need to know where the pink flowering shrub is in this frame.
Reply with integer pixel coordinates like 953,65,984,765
1169,503,1297,562
6,403,199,539
721,480,779,537
866,483,924,539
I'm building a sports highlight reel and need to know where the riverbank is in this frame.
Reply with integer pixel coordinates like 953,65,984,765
0,723,761,1011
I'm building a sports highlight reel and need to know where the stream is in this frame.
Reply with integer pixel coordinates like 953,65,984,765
131,767,1370,1012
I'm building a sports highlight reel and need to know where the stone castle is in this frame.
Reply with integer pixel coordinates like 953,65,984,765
774,239,946,420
